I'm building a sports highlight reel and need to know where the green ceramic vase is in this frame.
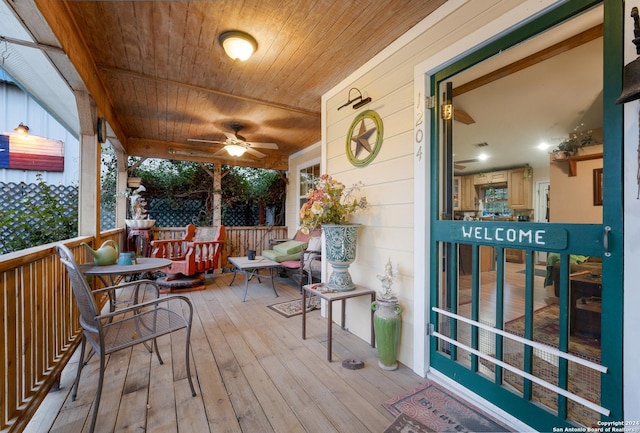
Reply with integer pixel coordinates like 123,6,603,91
372,297,402,370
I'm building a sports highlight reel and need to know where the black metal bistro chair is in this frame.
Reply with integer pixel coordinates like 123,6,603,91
57,244,196,433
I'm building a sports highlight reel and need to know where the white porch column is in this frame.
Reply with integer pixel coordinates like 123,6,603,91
116,149,128,225
75,90,100,237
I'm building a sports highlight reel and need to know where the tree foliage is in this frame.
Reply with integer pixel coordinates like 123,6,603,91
0,174,77,254
100,150,286,226
221,166,286,225
1,152,286,254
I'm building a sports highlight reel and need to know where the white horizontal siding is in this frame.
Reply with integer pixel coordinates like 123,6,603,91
321,0,542,372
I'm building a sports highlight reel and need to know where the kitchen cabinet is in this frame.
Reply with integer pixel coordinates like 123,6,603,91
505,248,525,263
454,175,477,211
459,244,494,274
508,167,533,209
459,175,477,210
453,176,461,211
473,170,508,185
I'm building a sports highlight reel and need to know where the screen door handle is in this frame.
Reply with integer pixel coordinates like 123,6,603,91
603,226,612,257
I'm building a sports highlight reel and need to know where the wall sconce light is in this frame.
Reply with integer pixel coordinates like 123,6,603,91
225,144,247,157
14,122,29,134
337,88,372,110
219,30,258,61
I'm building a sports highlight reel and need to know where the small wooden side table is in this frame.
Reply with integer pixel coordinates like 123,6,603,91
302,284,376,362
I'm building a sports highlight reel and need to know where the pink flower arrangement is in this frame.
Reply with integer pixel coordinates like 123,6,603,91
298,174,368,234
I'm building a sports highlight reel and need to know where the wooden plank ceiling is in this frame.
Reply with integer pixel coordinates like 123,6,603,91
28,0,445,170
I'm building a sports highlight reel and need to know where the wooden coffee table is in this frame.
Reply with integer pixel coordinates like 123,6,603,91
228,256,281,302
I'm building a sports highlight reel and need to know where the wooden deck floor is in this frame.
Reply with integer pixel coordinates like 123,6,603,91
24,272,429,433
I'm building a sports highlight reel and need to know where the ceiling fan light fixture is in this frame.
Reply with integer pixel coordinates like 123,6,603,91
219,31,257,61
225,144,246,157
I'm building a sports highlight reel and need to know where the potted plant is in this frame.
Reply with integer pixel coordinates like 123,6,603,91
298,174,368,291
298,174,368,235
551,128,594,160
127,177,142,188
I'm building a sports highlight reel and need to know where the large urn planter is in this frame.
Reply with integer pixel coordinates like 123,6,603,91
323,224,360,292
372,297,402,370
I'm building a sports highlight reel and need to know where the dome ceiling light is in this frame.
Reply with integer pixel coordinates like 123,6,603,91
219,30,257,61
225,144,247,157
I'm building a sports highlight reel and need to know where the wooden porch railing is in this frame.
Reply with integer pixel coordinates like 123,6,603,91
151,225,290,266
0,226,286,432
0,229,124,433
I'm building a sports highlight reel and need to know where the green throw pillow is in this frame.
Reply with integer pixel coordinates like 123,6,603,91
273,240,308,255
262,249,302,263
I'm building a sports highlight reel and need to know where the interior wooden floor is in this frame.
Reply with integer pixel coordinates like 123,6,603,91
456,261,556,324
23,272,430,433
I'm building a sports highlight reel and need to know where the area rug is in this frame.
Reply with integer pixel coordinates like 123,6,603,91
383,413,435,433
267,297,320,318
505,303,601,362
515,268,547,277
383,382,512,432
486,303,603,427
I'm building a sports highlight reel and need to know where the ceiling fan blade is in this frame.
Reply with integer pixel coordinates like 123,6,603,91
168,148,248,161
247,141,278,149
454,109,475,125
213,148,228,157
223,132,237,141
454,164,465,170
187,138,225,145
244,147,267,158
454,158,480,164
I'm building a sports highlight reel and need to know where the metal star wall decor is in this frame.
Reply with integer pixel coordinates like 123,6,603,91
346,110,383,167
352,120,376,157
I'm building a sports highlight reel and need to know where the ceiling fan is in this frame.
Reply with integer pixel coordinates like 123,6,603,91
454,158,480,170
454,143,488,169
187,123,278,158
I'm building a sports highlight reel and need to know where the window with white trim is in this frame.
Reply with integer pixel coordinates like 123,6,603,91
298,163,320,218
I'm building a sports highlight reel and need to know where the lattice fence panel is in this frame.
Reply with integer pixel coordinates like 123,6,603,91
0,181,78,253
223,205,259,226
147,198,204,227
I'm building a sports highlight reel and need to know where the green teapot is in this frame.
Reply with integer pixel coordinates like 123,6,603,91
81,240,119,266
